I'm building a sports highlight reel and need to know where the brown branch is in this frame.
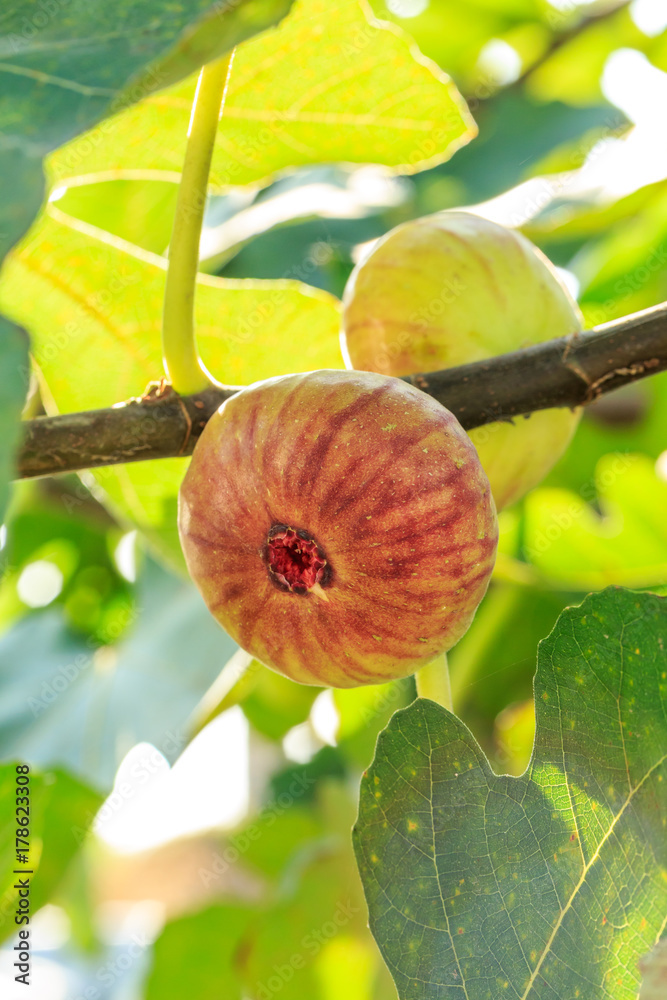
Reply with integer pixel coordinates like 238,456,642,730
510,0,631,92
16,302,667,480
465,0,632,108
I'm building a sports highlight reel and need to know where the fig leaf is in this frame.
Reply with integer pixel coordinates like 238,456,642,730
355,587,667,1000
0,0,292,265
48,0,476,190
0,209,341,571
0,559,237,790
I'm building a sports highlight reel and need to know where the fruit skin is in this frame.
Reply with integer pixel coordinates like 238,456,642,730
178,369,498,688
341,210,584,510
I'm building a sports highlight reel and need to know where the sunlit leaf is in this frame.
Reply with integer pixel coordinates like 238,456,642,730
355,588,667,1000
49,0,476,191
0,208,341,567
527,7,647,106
120,0,295,99
524,453,667,590
54,180,179,257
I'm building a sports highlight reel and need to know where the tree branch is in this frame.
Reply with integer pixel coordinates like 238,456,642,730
510,0,631,92
16,302,667,480
468,0,631,105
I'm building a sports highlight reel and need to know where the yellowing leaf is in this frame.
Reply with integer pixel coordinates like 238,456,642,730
49,0,476,190
0,208,341,567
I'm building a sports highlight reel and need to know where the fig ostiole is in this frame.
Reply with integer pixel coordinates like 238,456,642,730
178,369,498,688
341,210,584,511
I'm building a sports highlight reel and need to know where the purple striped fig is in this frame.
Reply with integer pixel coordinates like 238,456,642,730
178,370,497,688
341,211,584,510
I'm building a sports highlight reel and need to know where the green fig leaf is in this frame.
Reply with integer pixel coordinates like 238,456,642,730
147,786,380,1000
354,587,667,1000
524,453,667,590
117,0,295,101
238,843,372,1000
0,207,340,568
242,666,321,742
0,763,101,943
146,903,257,1000
0,319,29,522
0,0,293,268
523,173,658,247
0,559,237,790
48,0,476,191
577,183,667,327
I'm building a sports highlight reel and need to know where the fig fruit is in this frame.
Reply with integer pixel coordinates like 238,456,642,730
341,211,584,510
178,370,498,688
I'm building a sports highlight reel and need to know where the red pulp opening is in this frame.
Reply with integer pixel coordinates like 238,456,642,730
266,526,327,593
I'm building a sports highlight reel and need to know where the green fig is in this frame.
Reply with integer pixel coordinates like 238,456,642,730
341,211,583,510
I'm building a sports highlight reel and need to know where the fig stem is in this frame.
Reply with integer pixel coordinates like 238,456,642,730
415,652,453,712
161,52,234,395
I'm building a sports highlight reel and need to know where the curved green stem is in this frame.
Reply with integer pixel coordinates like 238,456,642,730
162,53,233,394
415,652,453,712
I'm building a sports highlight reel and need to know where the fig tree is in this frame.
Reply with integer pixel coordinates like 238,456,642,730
178,370,498,688
341,211,584,510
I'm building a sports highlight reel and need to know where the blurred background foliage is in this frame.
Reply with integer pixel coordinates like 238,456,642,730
1,0,666,996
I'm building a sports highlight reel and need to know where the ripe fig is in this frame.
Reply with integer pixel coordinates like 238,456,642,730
178,370,498,688
341,211,584,510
